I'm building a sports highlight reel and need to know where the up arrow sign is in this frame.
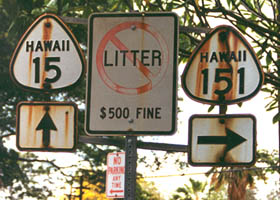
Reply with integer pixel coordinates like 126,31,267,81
16,101,78,152
198,128,246,152
189,114,256,166
36,107,57,148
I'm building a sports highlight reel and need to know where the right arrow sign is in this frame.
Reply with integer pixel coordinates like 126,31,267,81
197,128,247,152
189,114,256,166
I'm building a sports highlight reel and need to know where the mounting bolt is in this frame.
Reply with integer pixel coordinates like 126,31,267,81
131,25,136,31
45,22,51,28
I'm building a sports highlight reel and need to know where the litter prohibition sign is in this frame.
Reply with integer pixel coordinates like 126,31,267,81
96,21,169,95
86,12,178,135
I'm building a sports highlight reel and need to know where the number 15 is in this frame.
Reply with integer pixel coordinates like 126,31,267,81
33,56,62,84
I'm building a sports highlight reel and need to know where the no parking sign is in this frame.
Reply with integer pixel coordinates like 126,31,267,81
85,12,178,135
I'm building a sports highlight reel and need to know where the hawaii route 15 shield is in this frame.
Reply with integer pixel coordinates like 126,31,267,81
10,13,85,92
85,12,178,135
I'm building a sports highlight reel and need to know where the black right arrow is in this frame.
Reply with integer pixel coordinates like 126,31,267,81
197,128,247,152
36,111,57,148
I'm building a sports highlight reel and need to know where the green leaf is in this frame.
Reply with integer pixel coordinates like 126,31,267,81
272,112,280,123
226,0,232,8
261,87,272,94
208,105,215,112
266,51,272,66
236,23,247,32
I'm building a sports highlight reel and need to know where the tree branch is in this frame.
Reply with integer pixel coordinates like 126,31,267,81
17,157,77,177
0,132,15,139
265,73,280,86
240,0,279,25
123,0,134,12
204,4,280,44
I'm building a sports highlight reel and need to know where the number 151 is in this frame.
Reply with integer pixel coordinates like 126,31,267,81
201,67,245,96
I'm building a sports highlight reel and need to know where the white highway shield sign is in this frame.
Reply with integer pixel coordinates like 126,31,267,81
85,12,178,135
10,13,85,92
188,114,256,166
106,152,125,198
16,101,78,152
181,25,263,105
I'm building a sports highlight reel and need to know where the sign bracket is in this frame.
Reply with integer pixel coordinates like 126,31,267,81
79,136,189,152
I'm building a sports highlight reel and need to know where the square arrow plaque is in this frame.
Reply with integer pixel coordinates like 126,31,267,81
188,114,256,166
16,101,78,152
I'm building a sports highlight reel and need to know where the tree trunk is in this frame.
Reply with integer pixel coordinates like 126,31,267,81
227,171,249,200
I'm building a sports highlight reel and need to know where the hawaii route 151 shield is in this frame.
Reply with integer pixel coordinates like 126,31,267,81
181,25,263,105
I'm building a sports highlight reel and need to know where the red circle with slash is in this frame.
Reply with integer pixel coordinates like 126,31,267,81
96,21,169,95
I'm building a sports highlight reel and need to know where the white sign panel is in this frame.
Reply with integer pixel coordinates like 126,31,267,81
16,101,77,152
181,25,263,105
189,114,256,166
106,152,125,198
85,13,178,135
10,13,85,92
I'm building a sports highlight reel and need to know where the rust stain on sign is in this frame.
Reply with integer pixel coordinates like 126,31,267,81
28,51,33,86
41,19,53,89
182,25,263,105
214,117,238,163
16,102,77,152
64,110,69,146
27,105,35,146
195,40,210,97
214,30,240,101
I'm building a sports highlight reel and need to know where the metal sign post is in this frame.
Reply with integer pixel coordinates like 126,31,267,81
125,136,137,200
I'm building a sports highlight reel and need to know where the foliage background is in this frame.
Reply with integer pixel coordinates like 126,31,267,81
0,0,279,199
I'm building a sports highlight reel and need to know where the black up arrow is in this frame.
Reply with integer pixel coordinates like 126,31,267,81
197,128,247,152
36,110,57,148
